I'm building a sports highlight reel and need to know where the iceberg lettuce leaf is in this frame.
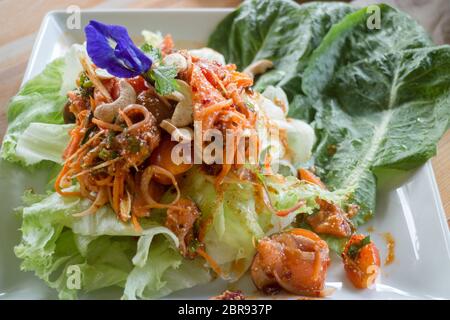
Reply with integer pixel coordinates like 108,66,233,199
177,167,350,278
123,237,211,300
15,123,73,165
1,59,67,164
14,190,207,299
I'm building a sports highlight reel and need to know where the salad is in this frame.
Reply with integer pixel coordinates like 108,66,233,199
1,0,449,300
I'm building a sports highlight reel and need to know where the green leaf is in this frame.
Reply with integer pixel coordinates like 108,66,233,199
174,167,351,278
302,4,432,98
1,59,67,164
141,43,179,95
13,189,209,299
2,44,83,170
207,0,355,99
140,43,162,63
321,234,348,254
148,65,179,96
175,167,266,279
98,148,118,161
79,72,92,89
123,237,211,300
298,4,450,226
15,123,73,165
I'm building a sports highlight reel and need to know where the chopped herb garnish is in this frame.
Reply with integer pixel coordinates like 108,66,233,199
98,149,109,161
127,135,141,153
255,169,266,185
106,131,116,147
347,235,371,260
79,72,93,89
245,101,255,112
80,86,94,99
98,148,118,161
78,72,94,98
81,126,97,145
188,239,201,254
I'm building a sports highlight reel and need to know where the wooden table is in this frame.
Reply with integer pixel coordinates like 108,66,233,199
0,0,448,224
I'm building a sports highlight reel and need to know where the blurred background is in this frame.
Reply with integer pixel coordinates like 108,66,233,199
0,0,448,221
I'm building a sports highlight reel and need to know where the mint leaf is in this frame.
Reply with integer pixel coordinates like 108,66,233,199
141,44,178,95
148,66,179,95
140,43,162,64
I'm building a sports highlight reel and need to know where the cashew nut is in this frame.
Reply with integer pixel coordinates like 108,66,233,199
166,80,193,127
164,91,184,102
163,53,188,73
243,59,274,78
160,119,193,142
94,79,136,123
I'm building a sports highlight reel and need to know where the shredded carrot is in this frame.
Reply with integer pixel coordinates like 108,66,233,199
65,130,105,163
63,127,83,159
228,71,253,88
201,67,228,95
131,214,143,233
79,56,112,102
94,175,113,186
118,109,133,127
275,200,305,217
112,173,123,214
89,96,97,111
160,34,174,55
196,99,233,118
54,163,81,197
196,247,223,277
298,168,326,189
189,57,259,187
71,157,122,178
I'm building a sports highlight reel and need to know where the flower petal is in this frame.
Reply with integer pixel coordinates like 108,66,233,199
85,20,151,78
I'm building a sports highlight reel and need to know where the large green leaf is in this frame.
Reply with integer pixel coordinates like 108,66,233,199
302,4,433,97
296,5,450,226
306,47,450,225
207,0,355,98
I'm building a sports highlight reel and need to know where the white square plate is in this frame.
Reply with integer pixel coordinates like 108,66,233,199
1,9,450,300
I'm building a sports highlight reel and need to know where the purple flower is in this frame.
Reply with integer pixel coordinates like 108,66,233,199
85,20,151,78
